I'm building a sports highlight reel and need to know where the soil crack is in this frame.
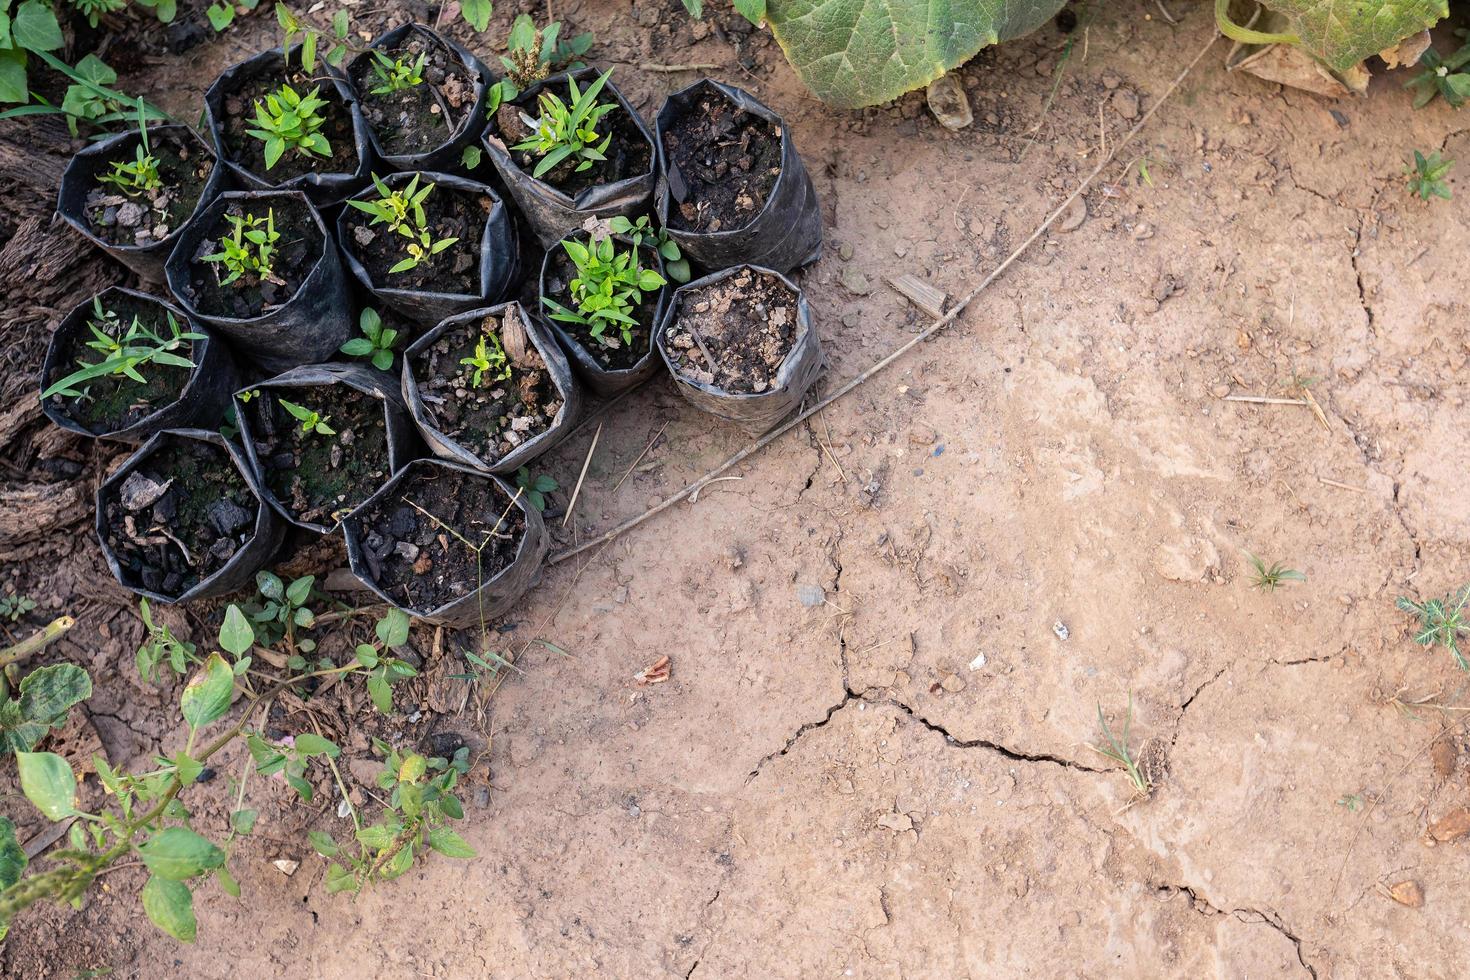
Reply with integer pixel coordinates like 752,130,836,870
1156,883,1317,978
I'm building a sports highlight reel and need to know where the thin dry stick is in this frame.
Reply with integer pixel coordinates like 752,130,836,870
643,63,718,72
1318,476,1367,493
549,31,1222,567
612,421,669,493
1224,394,1309,406
562,423,602,529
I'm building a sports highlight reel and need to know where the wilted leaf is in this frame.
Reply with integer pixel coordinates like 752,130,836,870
180,654,234,730
766,0,1066,108
17,663,91,728
1255,0,1446,72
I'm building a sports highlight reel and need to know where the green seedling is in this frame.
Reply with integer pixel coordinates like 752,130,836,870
459,332,511,387
136,597,200,682
1397,585,1470,671
370,50,426,95
608,214,689,283
1405,42,1470,109
273,2,348,70
542,234,666,348
278,398,335,437
1244,551,1305,592
514,468,558,511
202,209,281,286
97,101,162,197
241,570,322,665
247,83,331,170
1088,693,1151,798
1405,150,1453,201
42,298,204,400
512,69,616,179
339,307,399,371
0,594,36,623
347,173,459,274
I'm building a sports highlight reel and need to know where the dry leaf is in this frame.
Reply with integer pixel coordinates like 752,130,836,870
1427,806,1470,843
634,656,671,685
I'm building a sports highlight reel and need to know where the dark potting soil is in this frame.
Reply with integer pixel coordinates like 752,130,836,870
343,182,490,294
247,384,391,527
45,295,195,434
413,306,561,464
662,91,780,234
543,242,661,370
353,465,526,612
664,269,797,394
83,130,211,247
495,92,651,197
349,33,476,157
101,437,258,597
220,62,359,182
184,196,319,319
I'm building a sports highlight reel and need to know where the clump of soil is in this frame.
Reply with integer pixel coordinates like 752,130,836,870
412,306,562,464
662,90,781,233
350,32,477,157
183,196,319,319
664,269,797,393
245,384,392,528
83,130,211,247
44,295,197,434
343,180,490,294
495,78,652,196
100,437,258,597
352,465,527,612
542,239,662,370
219,60,359,181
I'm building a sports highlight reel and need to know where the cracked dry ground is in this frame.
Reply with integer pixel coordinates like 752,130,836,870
4,2,1470,977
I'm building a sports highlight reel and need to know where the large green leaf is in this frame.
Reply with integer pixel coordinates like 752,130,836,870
138,827,226,881
141,875,196,942
766,0,1066,108
1255,0,1447,71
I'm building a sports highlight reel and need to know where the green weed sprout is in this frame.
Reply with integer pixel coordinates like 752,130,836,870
1089,693,1151,798
512,69,616,179
42,298,204,400
278,398,335,436
203,210,281,286
459,332,511,387
370,50,426,95
97,103,162,197
1405,150,1453,202
1405,42,1470,109
1397,585,1470,671
347,174,460,274
609,214,689,283
514,468,558,511
542,234,665,348
340,308,399,371
247,84,332,170
1244,551,1305,592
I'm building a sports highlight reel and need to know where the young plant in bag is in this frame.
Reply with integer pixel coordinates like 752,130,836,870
202,209,282,287
96,103,163,198
459,331,512,387
340,307,400,371
277,398,335,437
512,69,616,179
370,49,426,95
347,174,460,274
543,234,666,349
42,298,205,401
609,214,690,283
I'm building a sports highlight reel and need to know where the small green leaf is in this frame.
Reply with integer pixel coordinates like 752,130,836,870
341,337,375,356
180,654,235,730
219,605,254,656
142,875,196,942
17,662,91,727
16,751,76,819
139,827,226,881
231,808,258,835
376,608,411,648
325,862,356,893
308,829,340,856
174,752,203,784
294,733,340,758
206,3,234,31
427,826,476,859
286,575,314,607
461,145,482,170
367,671,392,713
216,865,241,898
0,815,27,889
461,0,493,32
355,823,395,849
733,0,766,25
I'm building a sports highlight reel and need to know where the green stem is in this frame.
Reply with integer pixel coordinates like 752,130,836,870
0,617,76,669
1215,0,1299,47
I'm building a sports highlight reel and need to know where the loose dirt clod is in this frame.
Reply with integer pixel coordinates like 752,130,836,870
1427,806,1470,843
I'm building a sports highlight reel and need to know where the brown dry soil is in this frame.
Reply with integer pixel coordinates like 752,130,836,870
2,2,1469,977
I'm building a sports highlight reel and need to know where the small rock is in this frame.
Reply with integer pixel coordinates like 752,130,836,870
1428,806,1470,842
1112,89,1140,120
796,584,825,607
838,242,854,261
876,811,913,832
841,267,872,296
394,541,420,562
940,673,965,693
206,498,253,537
271,858,300,877
1053,621,1070,641
1386,880,1424,908
1153,537,1220,583
925,73,973,131
1057,196,1087,233
1431,738,1458,781
115,202,146,228
119,472,172,512
968,652,987,671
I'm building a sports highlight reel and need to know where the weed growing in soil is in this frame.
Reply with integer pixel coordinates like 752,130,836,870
609,214,690,283
513,69,615,179
0,593,36,622
278,398,335,436
340,307,399,371
243,570,322,662
97,104,162,197
347,174,459,274
1397,585,1470,671
136,597,200,682
370,49,426,94
41,298,204,400
1405,150,1453,201
489,14,594,110
203,209,280,286
515,467,558,511
247,83,332,170
274,3,349,70
0,663,90,753
1406,41,1470,108
0,602,435,942
1244,551,1305,592
459,332,511,387
543,235,666,348
1089,694,1151,798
